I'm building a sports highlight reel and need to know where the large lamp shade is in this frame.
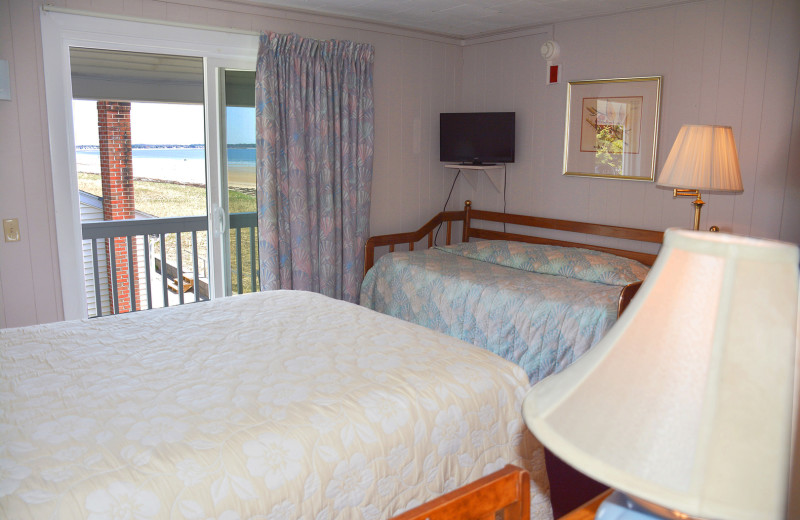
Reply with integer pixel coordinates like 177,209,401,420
523,229,798,520
657,125,743,192
656,125,744,230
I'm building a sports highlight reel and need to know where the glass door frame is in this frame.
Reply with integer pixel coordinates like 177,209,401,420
206,60,257,298
41,8,257,320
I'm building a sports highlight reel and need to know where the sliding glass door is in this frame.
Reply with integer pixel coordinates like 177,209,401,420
41,9,258,319
204,61,258,299
222,70,258,295
70,48,212,316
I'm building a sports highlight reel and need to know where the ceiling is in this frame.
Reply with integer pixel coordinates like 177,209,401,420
70,48,257,106
252,0,694,39
70,48,205,103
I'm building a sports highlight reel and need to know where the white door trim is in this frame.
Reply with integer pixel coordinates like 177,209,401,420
204,59,257,299
40,9,257,319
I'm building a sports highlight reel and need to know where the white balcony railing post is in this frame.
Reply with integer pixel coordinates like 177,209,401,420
82,213,259,318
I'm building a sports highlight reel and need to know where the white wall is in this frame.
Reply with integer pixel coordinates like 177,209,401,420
457,0,800,246
0,0,462,327
2,0,798,328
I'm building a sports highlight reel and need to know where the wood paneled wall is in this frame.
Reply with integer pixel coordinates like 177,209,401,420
1,0,798,327
457,0,800,247
0,0,461,327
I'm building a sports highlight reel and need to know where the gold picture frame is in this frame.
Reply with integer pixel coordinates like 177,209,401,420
563,76,662,181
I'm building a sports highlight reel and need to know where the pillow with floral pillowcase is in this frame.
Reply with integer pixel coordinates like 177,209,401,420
435,240,649,286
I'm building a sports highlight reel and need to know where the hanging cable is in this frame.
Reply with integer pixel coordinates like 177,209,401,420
435,169,461,246
503,163,508,233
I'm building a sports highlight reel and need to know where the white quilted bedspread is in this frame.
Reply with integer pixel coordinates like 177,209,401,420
0,290,551,520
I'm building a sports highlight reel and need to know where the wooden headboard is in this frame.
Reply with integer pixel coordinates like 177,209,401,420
364,200,664,274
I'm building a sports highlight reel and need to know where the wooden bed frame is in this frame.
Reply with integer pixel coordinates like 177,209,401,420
364,201,663,517
364,200,664,316
388,465,530,520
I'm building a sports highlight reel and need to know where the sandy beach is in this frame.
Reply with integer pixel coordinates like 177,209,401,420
75,152,255,189
227,165,256,189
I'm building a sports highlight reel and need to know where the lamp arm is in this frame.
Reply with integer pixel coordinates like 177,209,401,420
673,189,705,231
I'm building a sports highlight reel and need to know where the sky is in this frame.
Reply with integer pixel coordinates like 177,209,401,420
227,107,256,145
72,100,255,146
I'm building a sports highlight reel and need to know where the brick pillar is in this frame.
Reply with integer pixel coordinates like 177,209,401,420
97,101,139,313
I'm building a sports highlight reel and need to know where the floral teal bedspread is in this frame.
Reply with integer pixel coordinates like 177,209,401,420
360,241,649,385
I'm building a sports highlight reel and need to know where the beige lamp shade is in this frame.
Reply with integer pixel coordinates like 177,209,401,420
523,229,798,520
657,125,744,192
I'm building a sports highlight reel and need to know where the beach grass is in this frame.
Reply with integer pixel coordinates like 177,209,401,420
78,172,259,294
77,172,256,216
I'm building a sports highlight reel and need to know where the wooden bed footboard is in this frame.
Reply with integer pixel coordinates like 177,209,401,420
388,464,530,520
365,200,664,275
364,209,466,274
618,281,642,316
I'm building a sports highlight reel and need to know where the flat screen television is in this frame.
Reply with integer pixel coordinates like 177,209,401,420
439,112,515,165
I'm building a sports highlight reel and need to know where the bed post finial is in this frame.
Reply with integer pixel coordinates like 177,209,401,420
463,200,472,243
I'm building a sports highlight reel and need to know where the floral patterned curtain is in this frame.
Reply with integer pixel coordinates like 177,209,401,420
256,32,374,302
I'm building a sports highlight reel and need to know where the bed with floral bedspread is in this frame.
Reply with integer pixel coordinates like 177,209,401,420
0,290,551,520
360,240,650,385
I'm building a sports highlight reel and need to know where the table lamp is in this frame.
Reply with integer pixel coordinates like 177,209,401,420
523,229,799,520
657,125,743,230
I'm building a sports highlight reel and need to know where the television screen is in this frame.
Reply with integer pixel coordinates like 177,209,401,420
439,112,515,165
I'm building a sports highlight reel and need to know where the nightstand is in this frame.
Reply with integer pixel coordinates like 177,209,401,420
559,489,612,520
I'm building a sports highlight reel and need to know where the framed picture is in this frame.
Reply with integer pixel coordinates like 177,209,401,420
563,76,662,181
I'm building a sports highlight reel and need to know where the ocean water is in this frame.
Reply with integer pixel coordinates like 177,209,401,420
75,147,256,186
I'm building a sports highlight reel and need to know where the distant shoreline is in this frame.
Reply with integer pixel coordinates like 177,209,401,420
75,144,255,150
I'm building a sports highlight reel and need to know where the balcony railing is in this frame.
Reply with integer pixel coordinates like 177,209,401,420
230,212,259,294
81,212,259,318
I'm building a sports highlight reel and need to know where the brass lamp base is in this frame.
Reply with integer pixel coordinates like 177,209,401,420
673,189,705,230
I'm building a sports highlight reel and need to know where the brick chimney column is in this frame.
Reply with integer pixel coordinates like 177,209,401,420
97,101,139,313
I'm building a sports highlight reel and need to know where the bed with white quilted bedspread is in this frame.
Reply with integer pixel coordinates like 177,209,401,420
0,290,551,520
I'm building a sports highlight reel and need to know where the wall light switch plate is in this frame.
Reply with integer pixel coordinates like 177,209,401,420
0,60,10,101
3,218,20,242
